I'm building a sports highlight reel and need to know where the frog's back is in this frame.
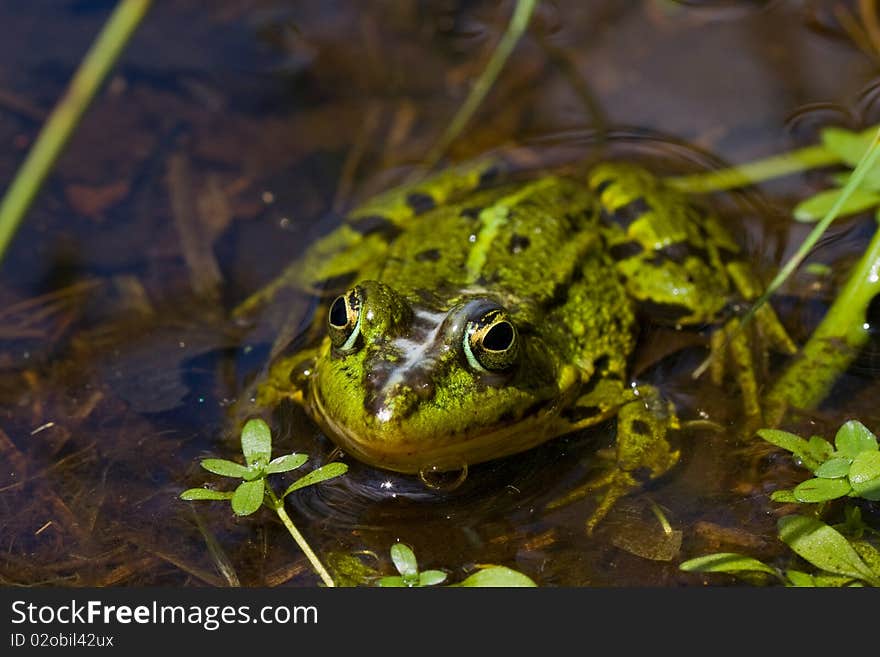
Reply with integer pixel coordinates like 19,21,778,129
370,176,603,311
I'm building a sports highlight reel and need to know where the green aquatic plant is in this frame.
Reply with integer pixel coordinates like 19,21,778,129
0,0,152,262
680,420,880,587
669,124,880,421
680,514,880,587
378,543,537,587
758,420,880,503
329,544,537,587
180,418,348,587
376,544,450,587
792,126,880,223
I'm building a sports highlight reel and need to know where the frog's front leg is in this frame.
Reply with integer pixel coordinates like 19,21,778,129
229,346,320,430
705,262,797,430
550,380,680,533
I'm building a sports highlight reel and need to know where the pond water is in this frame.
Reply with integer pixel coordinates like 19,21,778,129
1,0,879,587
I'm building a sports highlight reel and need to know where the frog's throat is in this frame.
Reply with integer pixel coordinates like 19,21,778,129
308,385,565,474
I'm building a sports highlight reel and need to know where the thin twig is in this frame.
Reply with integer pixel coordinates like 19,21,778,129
418,0,537,173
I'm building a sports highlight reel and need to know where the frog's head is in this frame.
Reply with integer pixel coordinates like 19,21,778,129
308,280,567,474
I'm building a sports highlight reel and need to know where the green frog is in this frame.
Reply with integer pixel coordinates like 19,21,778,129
238,159,796,530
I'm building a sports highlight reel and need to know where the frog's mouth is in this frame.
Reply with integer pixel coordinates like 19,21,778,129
308,385,564,475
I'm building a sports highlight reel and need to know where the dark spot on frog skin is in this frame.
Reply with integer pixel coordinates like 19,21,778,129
609,241,644,260
631,419,651,435
562,405,601,423
638,299,692,322
348,213,403,239
717,245,741,264
478,165,501,186
593,178,613,196
646,242,711,267
600,196,651,230
415,248,442,262
575,360,608,399
460,206,482,220
562,208,594,231
406,192,437,214
508,233,530,254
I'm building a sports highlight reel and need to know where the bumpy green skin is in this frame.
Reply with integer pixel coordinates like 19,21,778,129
250,159,794,526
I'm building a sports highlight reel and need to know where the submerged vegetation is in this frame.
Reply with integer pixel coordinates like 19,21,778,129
181,418,347,587
681,421,880,587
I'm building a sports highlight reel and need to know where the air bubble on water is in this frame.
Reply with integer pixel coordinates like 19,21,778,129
418,463,468,492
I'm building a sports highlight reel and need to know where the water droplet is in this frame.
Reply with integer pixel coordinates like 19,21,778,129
418,463,468,491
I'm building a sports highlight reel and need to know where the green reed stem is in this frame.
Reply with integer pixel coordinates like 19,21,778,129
264,486,336,587
736,125,880,348
420,0,537,171
666,126,880,194
0,0,152,263
765,215,880,425
665,144,842,193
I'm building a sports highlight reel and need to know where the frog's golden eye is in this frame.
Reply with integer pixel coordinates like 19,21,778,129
328,288,362,351
464,307,519,372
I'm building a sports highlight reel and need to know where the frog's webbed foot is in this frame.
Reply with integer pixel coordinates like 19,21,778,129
550,384,680,534
703,263,797,432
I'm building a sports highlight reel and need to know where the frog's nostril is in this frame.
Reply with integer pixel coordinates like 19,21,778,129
409,372,436,400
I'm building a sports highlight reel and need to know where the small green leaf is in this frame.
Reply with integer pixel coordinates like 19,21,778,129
179,488,235,501
837,505,867,538
265,453,308,475
793,187,880,223
850,540,880,577
814,457,852,479
784,570,816,587
756,429,830,470
770,489,798,503
821,126,873,166
820,127,880,190
240,418,272,468
282,462,348,498
376,576,406,587
757,428,807,452
805,436,835,465
231,479,265,516
390,543,418,577
835,420,878,458
200,458,252,479
793,477,851,502
777,515,880,585
455,566,537,587
418,570,448,586
848,450,880,500
812,573,863,587
679,553,778,576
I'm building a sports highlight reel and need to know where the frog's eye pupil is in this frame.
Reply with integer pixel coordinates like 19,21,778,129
329,295,348,328
482,321,514,351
